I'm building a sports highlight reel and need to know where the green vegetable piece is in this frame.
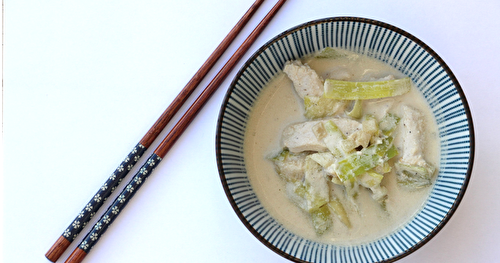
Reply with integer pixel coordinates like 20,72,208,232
369,144,397,175
304,96,347,119
386,145,399,159
270,150,306,183
308,152,336,168
288,180,330,213
310,205,332,235
284,182,308,211
335,137,396,182
395,162,436,189
374,161,392,174
342,179,360,211
292,183,308,202
324,77,412,100
347,100,363,119
324,120,343,136
323,120,346,158
328,197,351,228
315,47,345,59
303,158,330,211
379,113,400,136
362,114,379,135
359,171,384,188
359,171,388,207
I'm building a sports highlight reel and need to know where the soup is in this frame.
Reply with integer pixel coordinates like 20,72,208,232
243,48,439,245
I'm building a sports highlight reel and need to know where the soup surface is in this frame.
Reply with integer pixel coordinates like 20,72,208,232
243,49,439,245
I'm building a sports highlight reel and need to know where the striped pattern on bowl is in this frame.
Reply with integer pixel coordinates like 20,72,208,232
216,17,474,263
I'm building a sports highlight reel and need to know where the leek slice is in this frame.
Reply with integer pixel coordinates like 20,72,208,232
362,114,379,135
359,171,388,205
374,161,392,174
347,100,363,119
328,197,351,228
310,205,332,235
315,47,346,59
303,158,330,211
308,152,336,168
322,120,346,158
395,162,436,189
335,137,395,182
324,77,411,100
379,113,400,136
359,171,384,188
271,150,306,183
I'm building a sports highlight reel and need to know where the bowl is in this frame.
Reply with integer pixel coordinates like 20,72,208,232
216,17,474,262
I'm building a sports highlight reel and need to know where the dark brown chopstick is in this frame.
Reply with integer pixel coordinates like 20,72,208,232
45,1,265,262
64,0,287,262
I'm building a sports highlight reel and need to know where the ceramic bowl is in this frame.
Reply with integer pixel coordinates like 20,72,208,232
216,17,474,263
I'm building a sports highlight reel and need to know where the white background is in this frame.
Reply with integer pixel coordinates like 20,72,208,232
3,0,500,262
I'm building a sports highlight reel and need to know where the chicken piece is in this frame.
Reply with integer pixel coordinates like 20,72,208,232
283,60,324,99
282,117,361,153
282,120,328,153
400,105,425,166
395,105,436,188
303,157,330,211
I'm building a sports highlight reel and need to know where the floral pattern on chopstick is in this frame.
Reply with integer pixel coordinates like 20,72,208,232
78,153,162,253
62,143,147,242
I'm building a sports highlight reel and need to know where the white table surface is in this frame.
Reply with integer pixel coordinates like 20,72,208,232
3,0,500,262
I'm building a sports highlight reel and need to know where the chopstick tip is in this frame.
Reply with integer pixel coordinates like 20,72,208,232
64,247,87,263
45,236,71,262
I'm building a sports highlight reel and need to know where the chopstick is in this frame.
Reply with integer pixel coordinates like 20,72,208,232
63,0,287,262
44,1,265,262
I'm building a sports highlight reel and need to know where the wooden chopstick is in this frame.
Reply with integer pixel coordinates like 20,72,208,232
44,1,265,262
64,1,287,262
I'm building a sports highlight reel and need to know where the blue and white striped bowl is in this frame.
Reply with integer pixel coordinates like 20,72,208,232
216,17,474,263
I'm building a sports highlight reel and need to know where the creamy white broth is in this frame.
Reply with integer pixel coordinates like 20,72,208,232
243,50,439,245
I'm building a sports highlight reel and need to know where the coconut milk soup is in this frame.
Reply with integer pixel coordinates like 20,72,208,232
243,49,439,245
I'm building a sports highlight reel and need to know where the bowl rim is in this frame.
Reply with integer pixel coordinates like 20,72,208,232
216,16,475,263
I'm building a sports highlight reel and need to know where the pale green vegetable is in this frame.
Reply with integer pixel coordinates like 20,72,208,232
367,145,397,178
308,152,336,168
395,162,436,189
359,171,388,207
308,152,341,182
322,120,347,158
324,77,411,100
328,197,351,228
373,161,392,174
310,205,332,235
343,179,360,211
362,114,379,135
386,145,399,159
303,158,330,211
288,181,327,213
359,171,384,188
341,130,372,153
341,115,378,152
315,47,346,59
285,182,308,211
335,137,396,182
346,100,363,119
379,113,400,136
270,150,306,183
304,96,347,119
